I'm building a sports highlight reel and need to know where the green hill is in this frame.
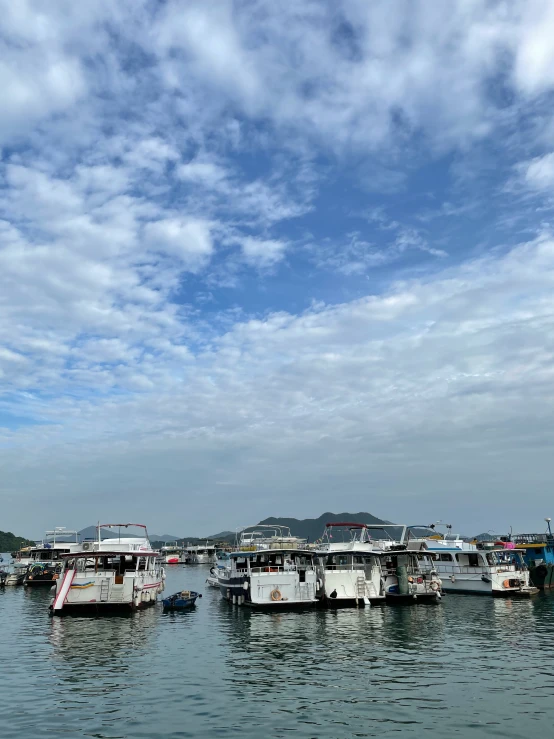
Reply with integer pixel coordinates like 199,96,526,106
0,530,34,554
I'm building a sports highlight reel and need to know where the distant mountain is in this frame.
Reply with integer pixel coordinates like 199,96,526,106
206,531,236,542
0,530,34,553
473,532,498,542
149,533,181,543
257,511,392,543
78,526,180,543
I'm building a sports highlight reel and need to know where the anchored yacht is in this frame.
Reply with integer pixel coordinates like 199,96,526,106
365,525,443,602
161,543,184,564
185,543,217,564
15,529,82,587
316,522,385,605
421,537,537,596
218,525,320,607
50,523,165,614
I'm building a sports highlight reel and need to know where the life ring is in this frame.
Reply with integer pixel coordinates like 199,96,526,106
270,588,282,602
502,579,511,589
430,581,440,592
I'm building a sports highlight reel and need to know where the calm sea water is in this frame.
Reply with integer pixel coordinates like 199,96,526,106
2,557,554,738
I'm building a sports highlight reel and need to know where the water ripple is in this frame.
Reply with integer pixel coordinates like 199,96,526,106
2,559,554,737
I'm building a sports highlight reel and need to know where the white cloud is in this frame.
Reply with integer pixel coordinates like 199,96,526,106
143,218,214,271
522,152,554,191
240,237,289,268
3,234,554,533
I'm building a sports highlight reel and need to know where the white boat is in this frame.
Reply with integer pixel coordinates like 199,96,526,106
420,536,538,597
13,528,81,572
206,565,221,588
365,525,443,602
161,543,184,564
185,543,217,564
3,568,25,586
316,522,385,605
380,541,443,602
13,529,82,587
217,525,321,607
50,523,165,614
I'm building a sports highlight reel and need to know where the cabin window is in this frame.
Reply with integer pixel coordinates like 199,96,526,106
354,556,364,565
468,553,480,567
439,553,452,562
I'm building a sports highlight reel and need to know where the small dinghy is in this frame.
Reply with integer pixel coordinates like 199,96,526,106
162,590,202,611
205,566,220,588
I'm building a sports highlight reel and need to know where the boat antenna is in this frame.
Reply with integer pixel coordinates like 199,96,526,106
546,517,552,536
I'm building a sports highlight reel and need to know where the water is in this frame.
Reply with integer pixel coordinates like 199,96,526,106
2,559,554,738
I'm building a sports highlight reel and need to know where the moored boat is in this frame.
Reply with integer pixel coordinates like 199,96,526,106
421,536,538,597
380,541,443,603
50,523,165,614
161,543,184,564
512,519,554,589
162,590,202,610
4,569,25,586
184,543,217,564
21,529,81,587
316,522,385,606
218,525,321,608
206,565,221,588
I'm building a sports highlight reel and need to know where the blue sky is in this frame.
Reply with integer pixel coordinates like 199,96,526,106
2,1,554,537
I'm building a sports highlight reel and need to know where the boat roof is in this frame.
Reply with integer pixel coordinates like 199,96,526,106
325,522,368,528
230,549,313,557
61,550,159,558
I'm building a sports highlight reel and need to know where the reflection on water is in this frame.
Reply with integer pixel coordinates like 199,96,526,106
2,561,554,738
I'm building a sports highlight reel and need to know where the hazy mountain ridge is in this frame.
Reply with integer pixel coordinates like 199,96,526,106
257,511,392,542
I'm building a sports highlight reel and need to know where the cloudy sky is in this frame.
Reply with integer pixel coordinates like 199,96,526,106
2,1,554,538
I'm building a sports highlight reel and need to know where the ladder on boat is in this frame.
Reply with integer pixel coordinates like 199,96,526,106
356,576,366,600
110,586,125,602
99,579,110,602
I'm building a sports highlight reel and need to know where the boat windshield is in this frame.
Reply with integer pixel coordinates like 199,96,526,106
64,554,155,573
486,550,525,567
322,553,379,569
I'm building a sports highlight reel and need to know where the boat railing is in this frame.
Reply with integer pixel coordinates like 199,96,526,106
234,565,314,575
323,564,380,572
424,563,523,575
514,534,554,545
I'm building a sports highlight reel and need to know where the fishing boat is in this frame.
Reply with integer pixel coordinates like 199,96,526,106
217,525,321,608
512,518,554,589
421,536,538,597
316,522,385,605
184,543,217,564
161,543,184,564
162,590,202,610
21,529,81,587
50,523,165,614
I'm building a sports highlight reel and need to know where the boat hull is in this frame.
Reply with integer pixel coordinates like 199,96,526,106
162,590,201,610
218,572,319,608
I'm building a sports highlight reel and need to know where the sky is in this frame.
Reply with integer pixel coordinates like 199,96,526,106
2,1,554,538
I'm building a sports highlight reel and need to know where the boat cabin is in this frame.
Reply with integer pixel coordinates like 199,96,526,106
231,549,315,578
